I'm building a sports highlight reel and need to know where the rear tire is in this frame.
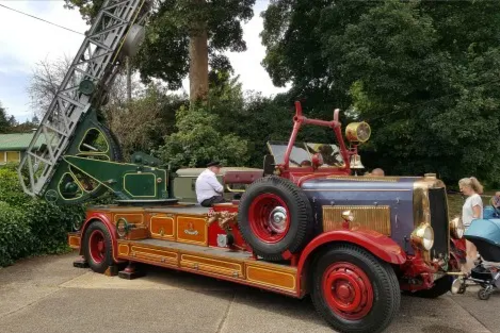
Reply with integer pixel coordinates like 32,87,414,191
82,221,114,274
310,244,400,333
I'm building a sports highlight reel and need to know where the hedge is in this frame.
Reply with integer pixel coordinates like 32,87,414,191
0,165,85,267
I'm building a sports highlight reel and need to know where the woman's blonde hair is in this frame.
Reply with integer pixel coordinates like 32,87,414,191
458,177,484,194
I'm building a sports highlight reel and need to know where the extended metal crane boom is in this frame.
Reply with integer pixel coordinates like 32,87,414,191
16,0,171,205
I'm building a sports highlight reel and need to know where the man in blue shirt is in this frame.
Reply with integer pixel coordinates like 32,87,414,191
195,161,227,207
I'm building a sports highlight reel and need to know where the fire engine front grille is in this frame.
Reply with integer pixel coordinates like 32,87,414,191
322,205,391,236
429,188,449,259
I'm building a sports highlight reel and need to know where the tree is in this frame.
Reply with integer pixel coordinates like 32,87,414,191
205,71,294,167
261,0,500,185
334,0,500,185
64,0,256,102
106,83,188,158
7,116,17,128
158,103,249,169
0,102,9,133
28,55,73,118
260,0,374,114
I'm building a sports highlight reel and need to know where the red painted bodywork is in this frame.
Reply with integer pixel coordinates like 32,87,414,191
208,204,248,251
399,252,439,291
298,229,407,272
295,229,407,295
278,101,354,184
223,170,263,184
450,238,467,270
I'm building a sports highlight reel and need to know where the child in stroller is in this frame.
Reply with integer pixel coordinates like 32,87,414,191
484,192,500,219
453,215,500,300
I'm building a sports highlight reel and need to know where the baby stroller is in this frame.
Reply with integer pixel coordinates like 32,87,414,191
454,217,500,300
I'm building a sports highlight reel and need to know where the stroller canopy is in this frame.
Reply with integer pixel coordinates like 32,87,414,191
465,218,500,262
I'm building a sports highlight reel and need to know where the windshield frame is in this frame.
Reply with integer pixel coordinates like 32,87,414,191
267,141,347,168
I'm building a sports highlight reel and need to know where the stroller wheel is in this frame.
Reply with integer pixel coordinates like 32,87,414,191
457,285,466,294
478,288,491,300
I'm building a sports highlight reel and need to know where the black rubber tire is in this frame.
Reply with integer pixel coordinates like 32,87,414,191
82,221,114,274
410,275,452,298
99,124,124,162
238,175,314,261
478,288,491,300
310,244,401,333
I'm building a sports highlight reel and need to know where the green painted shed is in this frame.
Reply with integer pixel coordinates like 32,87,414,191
0,132,45,164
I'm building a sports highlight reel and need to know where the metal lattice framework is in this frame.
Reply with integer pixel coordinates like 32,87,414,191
18,0,149,197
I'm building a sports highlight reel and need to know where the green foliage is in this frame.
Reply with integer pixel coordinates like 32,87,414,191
0,168,85,267
25,201,85,254
65,0,256,89
0,202,30,267
0,101,10,133
0,167,30,206
261,0,500,185
106,83,188,158
158,102,249,169
157,71,301,170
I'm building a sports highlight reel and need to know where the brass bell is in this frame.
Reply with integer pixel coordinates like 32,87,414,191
349,153,365,170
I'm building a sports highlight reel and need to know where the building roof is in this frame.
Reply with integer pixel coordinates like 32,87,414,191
0,132,46,151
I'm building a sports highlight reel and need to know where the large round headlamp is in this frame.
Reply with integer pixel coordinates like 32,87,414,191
450,217,465,239
345,122,371,143
411,223,434,251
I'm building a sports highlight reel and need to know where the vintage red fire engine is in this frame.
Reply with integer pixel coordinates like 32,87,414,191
16,1,467,333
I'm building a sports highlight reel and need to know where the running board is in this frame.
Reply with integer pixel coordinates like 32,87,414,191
117,238,299,297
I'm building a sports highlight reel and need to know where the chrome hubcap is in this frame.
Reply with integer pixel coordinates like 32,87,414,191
269,206,287,233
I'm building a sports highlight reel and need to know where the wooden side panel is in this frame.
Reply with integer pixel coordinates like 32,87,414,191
118,243,130,256
130,245,178,266
245,263,297,293
180,254,244,278
114,213,144,226
176,216,208,246
68,233,81,249
127,228,148,240
150,215,175,240
116,239,300,296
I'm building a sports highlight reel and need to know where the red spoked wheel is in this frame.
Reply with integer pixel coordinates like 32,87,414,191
238,176,314,261
248,193,290,244
89,230,106,264
311,244,400,333
322,262,374,320
83,221,114,274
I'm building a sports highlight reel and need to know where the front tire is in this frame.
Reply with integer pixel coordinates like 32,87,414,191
82,221,114,274
310,244,400,333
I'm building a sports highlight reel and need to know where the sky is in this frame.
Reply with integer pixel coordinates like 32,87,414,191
0,0,287,123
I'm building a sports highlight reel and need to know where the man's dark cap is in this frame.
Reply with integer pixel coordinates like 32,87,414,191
207,161,222,167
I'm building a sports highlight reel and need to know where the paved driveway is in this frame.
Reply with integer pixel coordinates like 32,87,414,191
0,252,497,333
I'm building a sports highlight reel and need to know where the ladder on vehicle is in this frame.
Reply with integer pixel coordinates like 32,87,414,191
17,0,149,197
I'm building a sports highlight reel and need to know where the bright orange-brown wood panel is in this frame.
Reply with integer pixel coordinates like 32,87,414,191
180,254,244,278
130,245,178,266
68,234,81,249
176,216,208,246
150,216,175,240
126,228,148,240
114,213,144,225
246,265,296,292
